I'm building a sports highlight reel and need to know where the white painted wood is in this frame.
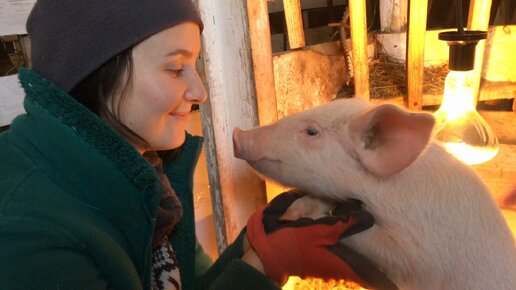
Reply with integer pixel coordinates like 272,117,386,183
379,0,408,32
376,30,449,65
380,0,394,32
196,0,267,244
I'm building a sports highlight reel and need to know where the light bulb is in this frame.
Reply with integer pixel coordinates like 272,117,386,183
434,30,499,165
433,70,499,165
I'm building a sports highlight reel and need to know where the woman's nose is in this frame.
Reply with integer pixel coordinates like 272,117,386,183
185,70,208,104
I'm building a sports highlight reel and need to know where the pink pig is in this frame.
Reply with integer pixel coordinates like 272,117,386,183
233,97,516,290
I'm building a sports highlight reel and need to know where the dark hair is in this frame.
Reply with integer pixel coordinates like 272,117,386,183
69,47,184,248
70,48,148,150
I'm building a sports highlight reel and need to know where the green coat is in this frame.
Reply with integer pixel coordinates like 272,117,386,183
0,68,279,290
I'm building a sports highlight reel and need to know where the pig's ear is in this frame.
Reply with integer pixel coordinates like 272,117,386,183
348,104,435,177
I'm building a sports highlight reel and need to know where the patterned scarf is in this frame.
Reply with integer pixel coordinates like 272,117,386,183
152,237,182,290
144,151,183,290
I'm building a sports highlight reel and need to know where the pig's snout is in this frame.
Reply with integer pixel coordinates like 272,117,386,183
233,127,270,162
233,126,278,163
233,127,260,161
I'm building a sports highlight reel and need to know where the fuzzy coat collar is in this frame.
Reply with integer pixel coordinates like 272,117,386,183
18,67,160,192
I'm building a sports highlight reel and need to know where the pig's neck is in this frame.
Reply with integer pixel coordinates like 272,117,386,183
339,142,516,289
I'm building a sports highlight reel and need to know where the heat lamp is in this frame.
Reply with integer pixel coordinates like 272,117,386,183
433,0,499,165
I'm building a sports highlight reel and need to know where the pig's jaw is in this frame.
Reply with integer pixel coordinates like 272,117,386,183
247,159,282,182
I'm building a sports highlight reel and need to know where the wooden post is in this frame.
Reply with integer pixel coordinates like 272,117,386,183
349,0,370,100
467,0,493,105
283,0,305,49
246,1,282,202
246,0,278,126
406,0,428,110
197,0,267,247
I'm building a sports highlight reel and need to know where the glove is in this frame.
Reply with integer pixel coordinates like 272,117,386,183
246,190,398,290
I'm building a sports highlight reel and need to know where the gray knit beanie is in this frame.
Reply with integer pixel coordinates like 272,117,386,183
27,0,204,92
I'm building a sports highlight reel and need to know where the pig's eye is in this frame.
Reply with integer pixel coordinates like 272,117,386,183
305,128,320,136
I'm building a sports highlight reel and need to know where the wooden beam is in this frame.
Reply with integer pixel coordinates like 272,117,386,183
246,0,283,202
349,0,370,100
247,0,278,126
467,0,493,104
197,0,267,245
283,0,305,49
406,0,428,110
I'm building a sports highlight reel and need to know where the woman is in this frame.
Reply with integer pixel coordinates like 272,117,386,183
0,0,395,289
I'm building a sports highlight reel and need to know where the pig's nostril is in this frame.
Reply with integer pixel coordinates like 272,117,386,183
233,128,243,158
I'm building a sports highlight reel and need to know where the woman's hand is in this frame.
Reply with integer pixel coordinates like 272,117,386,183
243,190,398,290
241,247,265,274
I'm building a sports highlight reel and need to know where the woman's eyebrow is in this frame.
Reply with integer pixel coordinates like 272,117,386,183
164,49,193,58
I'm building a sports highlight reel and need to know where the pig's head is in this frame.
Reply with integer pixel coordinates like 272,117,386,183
233,98,435,199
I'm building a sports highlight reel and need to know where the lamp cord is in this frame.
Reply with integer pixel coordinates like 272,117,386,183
456,0,465,35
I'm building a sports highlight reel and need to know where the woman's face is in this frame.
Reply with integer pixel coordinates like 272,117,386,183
118,22,207,153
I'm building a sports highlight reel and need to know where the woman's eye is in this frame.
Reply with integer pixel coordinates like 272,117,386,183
305,128,319,136
167,68,184,78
